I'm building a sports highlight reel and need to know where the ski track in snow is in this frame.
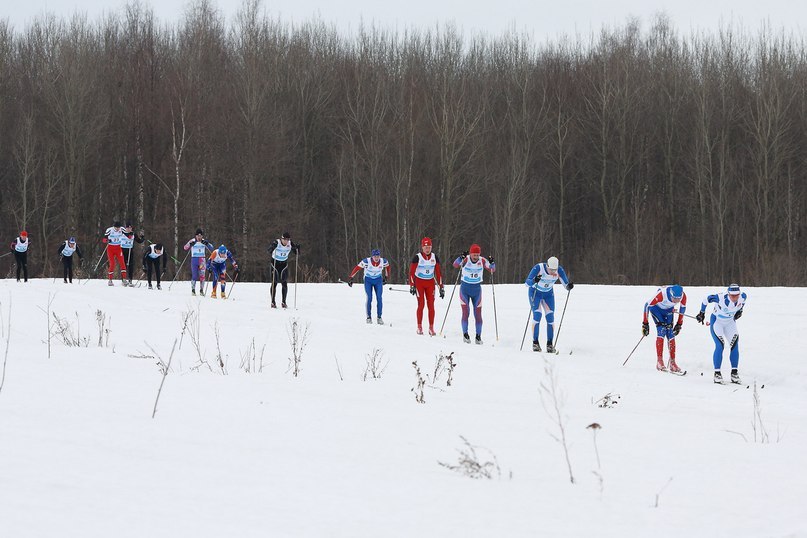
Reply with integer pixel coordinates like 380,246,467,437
0,279,804,537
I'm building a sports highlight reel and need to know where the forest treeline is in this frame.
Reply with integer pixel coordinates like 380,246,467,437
0,0,805,285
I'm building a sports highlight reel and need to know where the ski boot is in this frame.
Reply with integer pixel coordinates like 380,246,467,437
730,369,741,384
271,302,277,308
64,279,68,284
281,302,288,309
428,327,436,336
475,335,483,345
463,333,471,344
416,326,423,335
366,317,373,324
108,280,114,287
668,359,682,374
532,340,541,352
156,284,162,290
546,341,556,354
656,357,667,372
192,289,196,296
211,289,217,299
377,317,384,325
148,284,153,290
714,371,725,384
220,292,227,300
122,279,130,287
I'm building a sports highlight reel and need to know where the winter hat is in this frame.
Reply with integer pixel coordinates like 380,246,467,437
547,256,559,270
125,221,133,227
282,231,292,239
371,248,381,256
727,283,741,295
155,243,164,251
20,231,28,238
113,221,122,228
218,245,227,254
421,237,432,247
469,244,481,255
68,236,76,243
669,284,684,299
195,228,204,236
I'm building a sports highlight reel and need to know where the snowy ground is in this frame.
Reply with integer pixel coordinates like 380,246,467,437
0,278,804,537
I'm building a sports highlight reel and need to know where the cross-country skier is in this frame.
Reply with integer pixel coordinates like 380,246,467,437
347,248,390,324
524,256,573,353
57,237,83,283
267,232,300,308
102,221,129,286
142,243,167,290
207,245,239,299
695,283,747,384
183,228,214,295
642,284,686,373
409,237,444,335
10,231,30,283
452,244,495,344
121,222,144,279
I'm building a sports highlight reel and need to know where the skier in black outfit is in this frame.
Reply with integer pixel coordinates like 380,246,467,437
10,231,30,282
142,243,167,290
267,231,301,308
121,222,145,281
57,237,83,283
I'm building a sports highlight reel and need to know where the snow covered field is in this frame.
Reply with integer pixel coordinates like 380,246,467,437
0,278,804,538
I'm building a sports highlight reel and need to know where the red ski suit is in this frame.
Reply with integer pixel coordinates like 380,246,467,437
409,252,443,329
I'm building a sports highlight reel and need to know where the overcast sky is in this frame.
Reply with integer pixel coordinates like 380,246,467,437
4,0,804,39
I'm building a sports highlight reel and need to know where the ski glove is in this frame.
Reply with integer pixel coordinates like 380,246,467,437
102,238,108,244
734,309,743,320
439,286,445,299
673,323,682,336
347,277,353,288
642,322,649,336
488,256,494,263
233,264,239,272
566,282,574,291
382,276,387,284
409,285,416,296
695,311,705,324
461,251,469,258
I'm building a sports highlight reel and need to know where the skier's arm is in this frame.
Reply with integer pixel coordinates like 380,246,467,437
643,291,664,323
452,256,464,268
183,238,194,251
76,246,83,259
384,261,391,281
408,256,418,286
348,264,363,279
700,294,720,312
434,255,443,287
525,264,540,287
142,251,150,267
267,240,278,255
57,243,65,256
676,294,687,325
558,266,570,288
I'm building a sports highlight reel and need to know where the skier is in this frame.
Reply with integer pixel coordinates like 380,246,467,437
408,237,444,336
102,222,129,286
142,243,167,290
183,228,214,295
57,237,83,283
10,231,30,283
642,284,686,373
207,245,239,299
347,248,391,324
695,283,747,384
121,222,145,280
267,232,301,308
524,256,573,353
452,244,495,344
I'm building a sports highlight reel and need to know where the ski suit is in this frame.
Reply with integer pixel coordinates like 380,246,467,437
268,238,300,305
207,249,238,294
11,237,29,282
700,291,747,370
183,237,214,291
643,286,687,362
349,257,390,318
57,240,83,283
409,252,443,331
525,262,570,345
103,227,127,281
142,245,167,287
453,255,495,337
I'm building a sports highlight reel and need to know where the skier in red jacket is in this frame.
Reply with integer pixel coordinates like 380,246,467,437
408,237,444,335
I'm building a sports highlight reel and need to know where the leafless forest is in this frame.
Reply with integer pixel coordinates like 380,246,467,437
1,1,804,285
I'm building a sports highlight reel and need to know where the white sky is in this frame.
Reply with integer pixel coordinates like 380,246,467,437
4,0,804,39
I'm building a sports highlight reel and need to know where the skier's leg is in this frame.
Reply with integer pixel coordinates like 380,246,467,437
14,252,22,281
544,292,556,344
710,321,725,369
415,279,426,327
531,290,543,341
107,248,116,281
726,320,740,369
281,264,289,303
117,250,128,280
374,280,383,318
459,288,470,334
470,287,483,336
425,282,436,329
364,279,373,318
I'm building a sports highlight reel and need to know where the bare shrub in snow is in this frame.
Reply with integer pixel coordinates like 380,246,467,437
186,307,212,373
432,351,457,386
286,318,310,378
178,308,194,350
0,299,11,396
593,392,620,408
724,382,784,444
587,422,604,494
239,338,266,374
37,293,55,358
438,436,502,480
411,361,426,403
213,322,227,375
362,348,388,381
151,339,178,419
654,477,674,508
96,310,111,347
334,354,344,381
52,312,90,347
539,359,575,484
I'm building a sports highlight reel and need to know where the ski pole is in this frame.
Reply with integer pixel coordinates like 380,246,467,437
387,286,409,292
439,262,464,336
337,279,353,286
491,270,499,342
226,270,239,298
93,245,108,273
553,288,572,349
169,250,191,290
0,251,12,259
294,253,299,310
622,334,647,366
520,287,538,351
270,259,277,306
